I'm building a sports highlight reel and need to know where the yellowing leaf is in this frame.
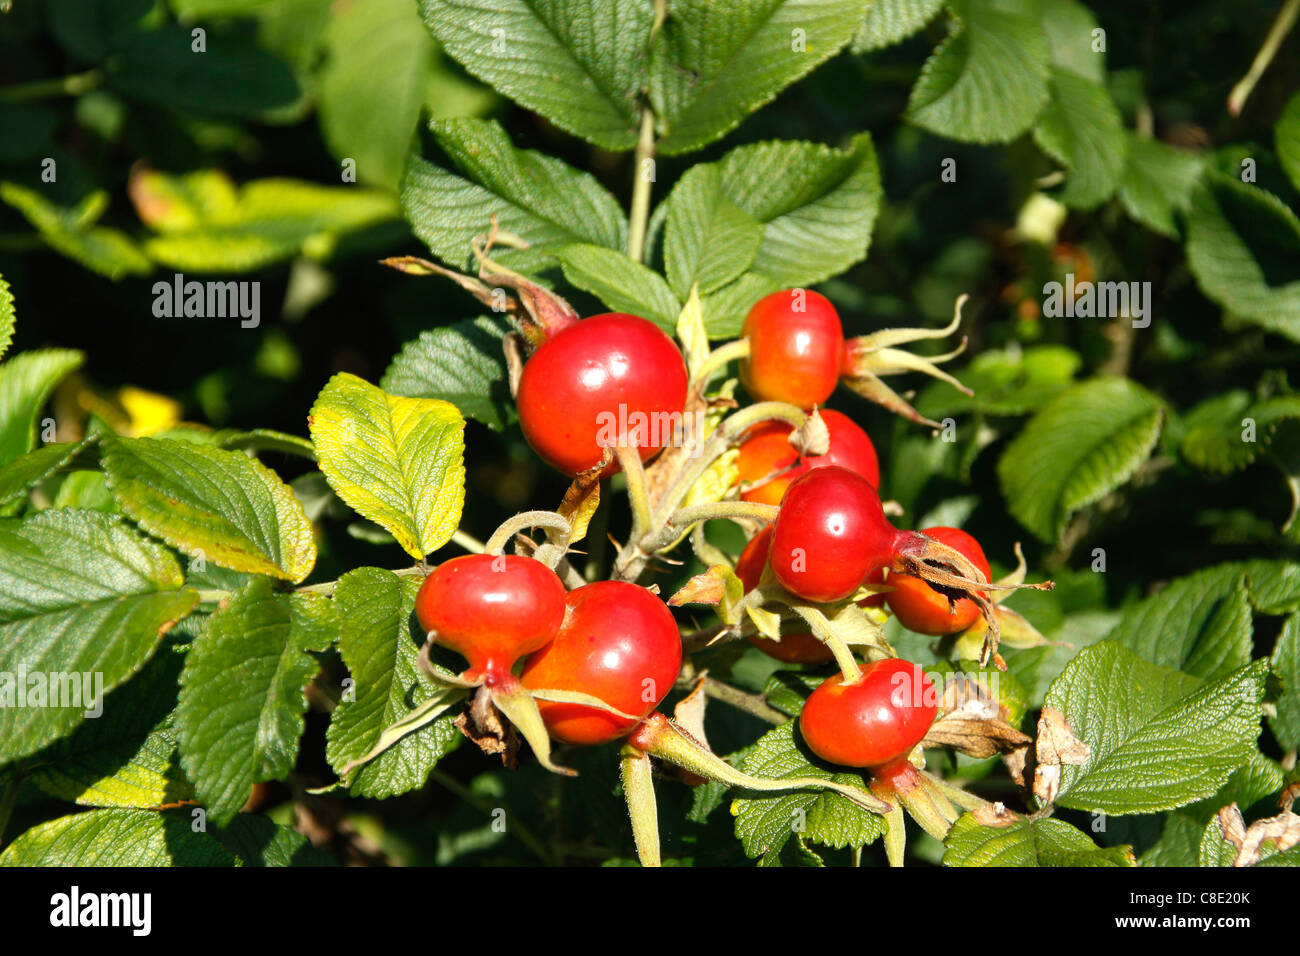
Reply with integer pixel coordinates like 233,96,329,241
308,373,466,560
675,284,711,378
102,437,317,582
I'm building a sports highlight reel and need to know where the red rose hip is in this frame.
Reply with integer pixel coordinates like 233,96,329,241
768,465,900,603
520,581,682,746
415,554,567,682
886,527,991,635
739,289,845,410
799,658,937,768
736,408,880,506
516,313,689,476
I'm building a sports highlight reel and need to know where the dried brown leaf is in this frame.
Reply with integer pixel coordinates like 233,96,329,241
1216,803,1300,866
1032,705,1090,805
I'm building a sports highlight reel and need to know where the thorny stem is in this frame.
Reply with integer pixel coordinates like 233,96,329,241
690,521,732,569
681,623,733,654
612,444,653,544
667,500,780,529
788,604,863,683
614,400,806,578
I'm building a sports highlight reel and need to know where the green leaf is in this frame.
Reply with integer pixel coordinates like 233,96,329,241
1032,67,1126,209
0,809,238,867
680,134,882,336
0,273,13,361
731,722,886,859
762,671,826,717
318,0,493,191
308,373,466,560
211,428,318,461
699,273,783,339
1185,174,1300,342
107,27,300,118
0,184,150,280
1244,559,1300,615
420,0,652,151
1106,564,1253,681
1179,391,1300,473
1141,815,1205,867
52,471,119,514
1039,0,1105,82
906,0,1050,145
47,0,152,62
255,0,334,72
998,378,1164,542
915,344,1081,419
1044,642,1266,814
326,568,459,798
943,814,1136,866
403,118,627,272
211,814,337,866
0,439,91,507
852,0,944,52
1189,752,1287,822
1257,845,1300,867
0,510,198,764
553,244,681,331
0,349,84,466
1117,134,1205,238
23,651,191,809
102,436,317,583
1271,612,1300,750
720,134,882,290
381,315,516,431
176,579,338,825
649,0,865,155
662,165,765,299
1145,754,1287,866
1277,90,1300,194
137,172,399,272
1198,815,1239,867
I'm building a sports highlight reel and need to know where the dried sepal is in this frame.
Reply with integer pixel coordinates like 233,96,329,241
840,294,973,426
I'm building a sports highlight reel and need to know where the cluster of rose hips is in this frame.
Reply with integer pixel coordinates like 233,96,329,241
378,282,1042,863
415,554,682,748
